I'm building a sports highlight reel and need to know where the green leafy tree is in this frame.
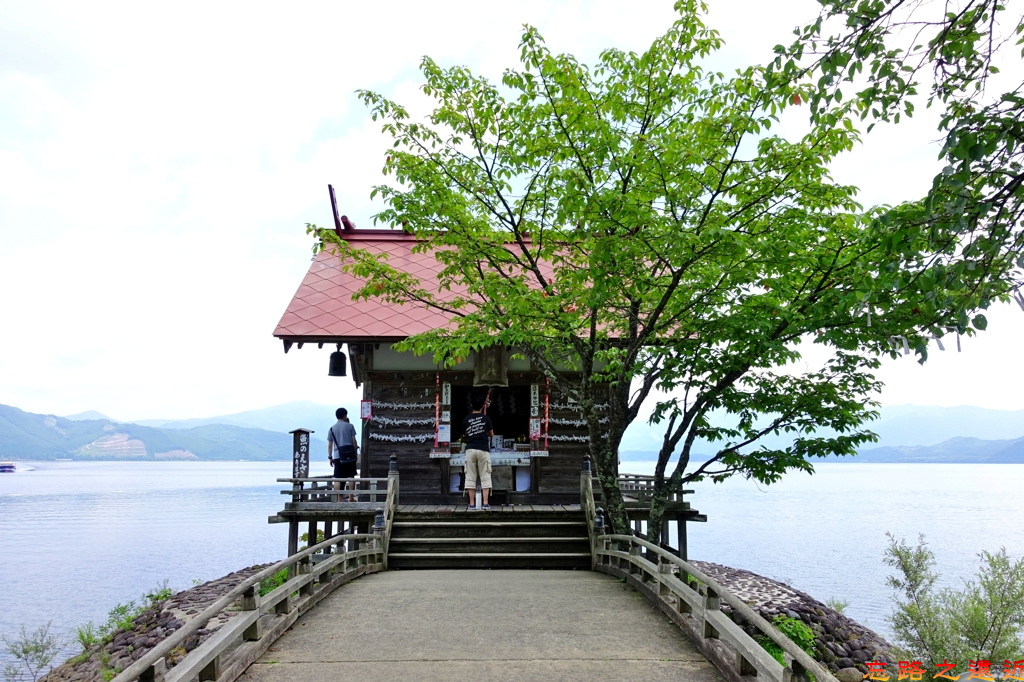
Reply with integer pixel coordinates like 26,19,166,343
884,534,1024,675
770,0,1024,331
2,622,62,682
309,0,1018,539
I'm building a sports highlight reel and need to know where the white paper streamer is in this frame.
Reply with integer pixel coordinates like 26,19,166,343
372,401,435,411
549,402,610,413
371,416,436,428
549,416,609,427
369,432,434,443
889,335,910,355
1013,290,1024,312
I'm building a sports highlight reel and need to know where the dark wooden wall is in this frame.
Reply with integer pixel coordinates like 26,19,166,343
361,369,602,502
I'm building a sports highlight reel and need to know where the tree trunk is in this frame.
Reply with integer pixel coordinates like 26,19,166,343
647,485,668,549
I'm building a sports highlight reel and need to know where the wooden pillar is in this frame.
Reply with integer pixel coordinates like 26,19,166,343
678,515,688,561
287,519,298,557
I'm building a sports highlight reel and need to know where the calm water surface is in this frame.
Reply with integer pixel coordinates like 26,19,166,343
1,460,1023,664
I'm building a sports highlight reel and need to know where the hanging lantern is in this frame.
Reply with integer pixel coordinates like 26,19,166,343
328,349,347,376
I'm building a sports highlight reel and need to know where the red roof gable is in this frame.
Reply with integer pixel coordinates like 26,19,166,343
274,230,455,343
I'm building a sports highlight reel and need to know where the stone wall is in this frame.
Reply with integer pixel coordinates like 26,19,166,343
42,564,271,682
694,560,897,681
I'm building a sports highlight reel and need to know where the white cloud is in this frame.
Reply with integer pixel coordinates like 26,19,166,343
0,0,1020,420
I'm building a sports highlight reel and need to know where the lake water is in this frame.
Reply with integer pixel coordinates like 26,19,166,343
2,460,1023,667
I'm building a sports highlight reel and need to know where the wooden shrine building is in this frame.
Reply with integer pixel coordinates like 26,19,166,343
273,210,601,505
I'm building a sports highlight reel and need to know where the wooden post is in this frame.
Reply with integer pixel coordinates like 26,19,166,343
139,657,166,682
287,519,298,557
199,655,220,681
242,586,263,641
702,587,720,640
735,651,757,677
658,556,672,598
783,658,810,682
307,519,317,553
299,556,313,596
678,515,688,562
628,544,641,578
389,454,399,502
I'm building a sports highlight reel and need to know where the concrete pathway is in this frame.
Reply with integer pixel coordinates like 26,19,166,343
240,570,726,682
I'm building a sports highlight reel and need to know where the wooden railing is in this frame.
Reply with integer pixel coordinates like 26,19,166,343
579,457,598,569
579,465,837,682
110,531,383,682
278,476,390,504
111,457,406,682
382,456,399,565
617,473,692,503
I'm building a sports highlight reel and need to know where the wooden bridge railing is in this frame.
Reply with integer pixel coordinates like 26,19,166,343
616,473,692,503
110,531,384,682
580,462,838,682
278,476,390,504
114,461,402,682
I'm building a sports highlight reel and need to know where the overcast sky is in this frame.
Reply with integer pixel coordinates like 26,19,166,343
1,0,1021,422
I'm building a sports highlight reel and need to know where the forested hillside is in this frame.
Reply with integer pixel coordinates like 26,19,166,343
0,403,327,460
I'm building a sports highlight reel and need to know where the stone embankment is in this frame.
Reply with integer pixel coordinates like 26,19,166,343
693,560,897,682
42,565,271,682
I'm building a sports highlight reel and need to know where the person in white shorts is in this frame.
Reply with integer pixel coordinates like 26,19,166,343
462,394,494,510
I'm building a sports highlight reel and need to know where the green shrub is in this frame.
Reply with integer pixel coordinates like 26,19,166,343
1,621,62,682
884,533,1024,678
757,615,817,669
824,597,849,614
259,569,290,597
73,580,176,656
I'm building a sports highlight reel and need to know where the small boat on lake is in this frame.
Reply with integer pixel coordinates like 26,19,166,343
0,460,15,473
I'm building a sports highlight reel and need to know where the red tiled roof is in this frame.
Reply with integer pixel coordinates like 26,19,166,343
273,230,455,343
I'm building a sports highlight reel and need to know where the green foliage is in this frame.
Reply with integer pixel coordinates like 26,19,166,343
98,652,115,682
771,1,1024,333
884,533,1024,677
144,581,173,604
1,621,62,682
73,622,99,653
310,0,1018,540
773,615,816,653
300,530,325,549
259,569,290,597
825,597,849,614
75,580,176,655
758,615,817,673
758,637,786,666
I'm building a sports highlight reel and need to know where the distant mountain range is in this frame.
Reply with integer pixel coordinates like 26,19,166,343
4,400,1022,462
618,403,1024,454
622,435,1024,463
1,403,327,461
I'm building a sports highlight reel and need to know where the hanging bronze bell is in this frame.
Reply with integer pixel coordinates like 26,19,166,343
328,350,347,377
